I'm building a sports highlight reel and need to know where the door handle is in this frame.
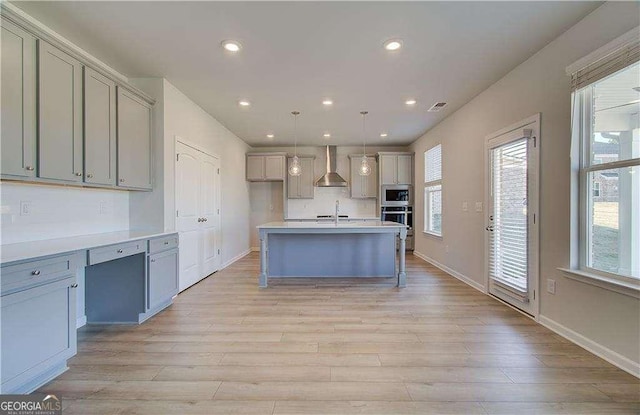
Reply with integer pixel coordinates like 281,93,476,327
203,218,208,222
485,225,494,232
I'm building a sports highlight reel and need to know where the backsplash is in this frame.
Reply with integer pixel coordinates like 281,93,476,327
287,187,378,219
0,182,130,244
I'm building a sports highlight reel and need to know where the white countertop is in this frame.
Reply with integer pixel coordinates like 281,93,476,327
1,230,177,264
258,221,404,229
285,216,380,221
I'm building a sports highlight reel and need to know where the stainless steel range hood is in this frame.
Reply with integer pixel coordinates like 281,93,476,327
315,146,348,187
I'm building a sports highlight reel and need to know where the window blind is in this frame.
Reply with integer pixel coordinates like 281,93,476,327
489,138,528,294
425,144,442,183
570,38,639,92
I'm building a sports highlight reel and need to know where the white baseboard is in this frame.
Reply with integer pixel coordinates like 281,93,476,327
76,315,87,329
250,246,260,252
413,251,486,293
221,249,252,269
539,315,640,379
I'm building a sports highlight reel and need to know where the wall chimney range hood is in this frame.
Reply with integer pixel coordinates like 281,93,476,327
315,146,348,187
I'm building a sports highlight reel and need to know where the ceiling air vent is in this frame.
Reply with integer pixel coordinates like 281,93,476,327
428,102,447,112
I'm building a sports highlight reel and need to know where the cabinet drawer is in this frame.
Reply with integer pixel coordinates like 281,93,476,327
148,235,179,254
89,241,145,265
1,254,76,296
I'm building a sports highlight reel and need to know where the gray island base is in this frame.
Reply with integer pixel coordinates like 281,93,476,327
257,221,407,288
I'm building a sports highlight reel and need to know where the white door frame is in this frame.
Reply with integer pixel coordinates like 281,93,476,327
174,136,222,283
484,113,540,318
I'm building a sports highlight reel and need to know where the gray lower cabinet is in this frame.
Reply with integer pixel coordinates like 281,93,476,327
287,156,314,199
349,155,378,198
117,87,152,190
148,248,179,311
0,256,77,394
38,40,84,182
1,18,36,179
84,67,116,186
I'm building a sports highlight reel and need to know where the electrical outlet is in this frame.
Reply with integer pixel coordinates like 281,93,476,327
462,202,468,212
475,202,483,212
547,279,556,294
20,201,32,216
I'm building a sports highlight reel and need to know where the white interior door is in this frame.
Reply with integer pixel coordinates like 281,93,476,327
176,142,202,292
486,115,539,316
176,140,221,292
200,152,221,276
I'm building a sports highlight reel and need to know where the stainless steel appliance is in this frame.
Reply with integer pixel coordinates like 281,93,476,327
315,146,348,187
381,206,414,251
381,185,412,206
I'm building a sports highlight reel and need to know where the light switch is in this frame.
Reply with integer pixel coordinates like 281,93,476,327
475,202,483,212
462,202,468,212
20,201,31,216
547,279,556,294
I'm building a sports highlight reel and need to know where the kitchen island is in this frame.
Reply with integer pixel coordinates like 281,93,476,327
257,221,407,287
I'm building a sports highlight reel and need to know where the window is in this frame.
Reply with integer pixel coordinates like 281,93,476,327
424,144,442,236
572,58,640,285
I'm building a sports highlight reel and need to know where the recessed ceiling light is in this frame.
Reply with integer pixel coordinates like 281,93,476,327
380,133,388,138
383,39,403,51
266,134,274,139
322,99,333,106
405,99,417,106
221,40,242,52
238,100,251,107
323,133,331,138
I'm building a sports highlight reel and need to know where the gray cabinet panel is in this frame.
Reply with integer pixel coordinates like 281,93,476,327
397,155,413,185
117,87,152,190
349,155,377,198
84,67,116,185
246,155,264,181
88,240,145,266
38,41,83,182
1,18,36,178
287,156,314,199
1,277,76,393
380,154,397,185
148,249,178,310
148,235,179,254
264,155,284,180
1,254,76,296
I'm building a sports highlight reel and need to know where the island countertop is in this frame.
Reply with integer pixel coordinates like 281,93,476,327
258,221,405,229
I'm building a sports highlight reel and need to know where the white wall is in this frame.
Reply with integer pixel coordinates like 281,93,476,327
411,2,640,369
132,79,252,265
0,182,129,244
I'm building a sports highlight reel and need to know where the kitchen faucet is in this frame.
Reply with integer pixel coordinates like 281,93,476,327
335,200,340,225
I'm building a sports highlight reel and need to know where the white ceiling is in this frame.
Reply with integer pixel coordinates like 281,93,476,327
14,1,601,147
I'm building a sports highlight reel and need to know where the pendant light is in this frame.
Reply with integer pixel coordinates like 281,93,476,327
359,111,372,176
288,111,302,176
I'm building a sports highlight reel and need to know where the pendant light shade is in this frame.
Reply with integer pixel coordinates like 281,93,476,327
359,111,371,176
288,111,302,177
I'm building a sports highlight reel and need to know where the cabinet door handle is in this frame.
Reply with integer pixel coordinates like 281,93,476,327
25,166,35,171
117,249,124,253
87,173,93,178
150,259,156,263
119,178,125,183
164,241,169,245
75,172,82,176
71,283,78,288
31,270,41,276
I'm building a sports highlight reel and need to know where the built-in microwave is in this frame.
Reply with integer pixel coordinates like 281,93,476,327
381,185,412,206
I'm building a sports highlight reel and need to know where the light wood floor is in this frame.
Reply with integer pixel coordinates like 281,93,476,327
40,253,639,414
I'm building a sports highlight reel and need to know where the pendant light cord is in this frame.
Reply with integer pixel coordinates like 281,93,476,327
361,111,368,157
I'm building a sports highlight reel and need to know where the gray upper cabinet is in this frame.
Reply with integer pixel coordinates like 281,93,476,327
287,156,314,199
84,67,116,186
246,153,286,181
38,41,83,182
349,155,377,198
1,18,36,179
117,87,152,190
379,152,413,185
